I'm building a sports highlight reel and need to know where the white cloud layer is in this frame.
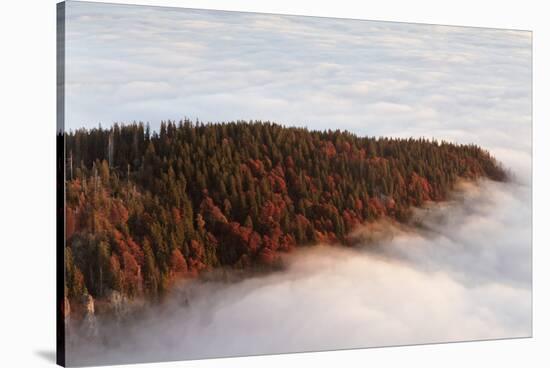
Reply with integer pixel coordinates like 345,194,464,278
65,2,531,177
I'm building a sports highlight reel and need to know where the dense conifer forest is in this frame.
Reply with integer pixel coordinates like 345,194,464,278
63,120,507,309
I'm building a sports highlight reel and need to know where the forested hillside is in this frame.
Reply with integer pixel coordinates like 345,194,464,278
63,120,507,306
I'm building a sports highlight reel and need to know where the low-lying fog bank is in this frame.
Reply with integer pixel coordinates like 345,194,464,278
67,180,531,366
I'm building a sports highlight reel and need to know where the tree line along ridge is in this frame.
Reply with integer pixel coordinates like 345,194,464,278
63,120,507,313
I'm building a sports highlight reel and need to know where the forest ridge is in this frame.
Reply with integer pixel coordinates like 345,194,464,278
63,120,507,306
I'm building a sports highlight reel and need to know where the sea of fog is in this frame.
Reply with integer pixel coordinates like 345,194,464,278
67,179,531,366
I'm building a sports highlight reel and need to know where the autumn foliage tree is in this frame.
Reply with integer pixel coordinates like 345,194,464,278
64,120,507,304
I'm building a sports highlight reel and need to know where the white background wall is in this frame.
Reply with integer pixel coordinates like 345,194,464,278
0,0,547,367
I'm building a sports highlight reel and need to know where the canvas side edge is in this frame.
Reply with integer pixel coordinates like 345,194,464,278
56,2,66,367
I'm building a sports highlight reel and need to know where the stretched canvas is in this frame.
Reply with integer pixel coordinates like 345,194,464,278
56,1,532,366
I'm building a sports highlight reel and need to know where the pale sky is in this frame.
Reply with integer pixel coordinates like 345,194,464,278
64,1,531,177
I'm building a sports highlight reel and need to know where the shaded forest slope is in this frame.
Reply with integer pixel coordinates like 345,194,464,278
64,120,507,304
